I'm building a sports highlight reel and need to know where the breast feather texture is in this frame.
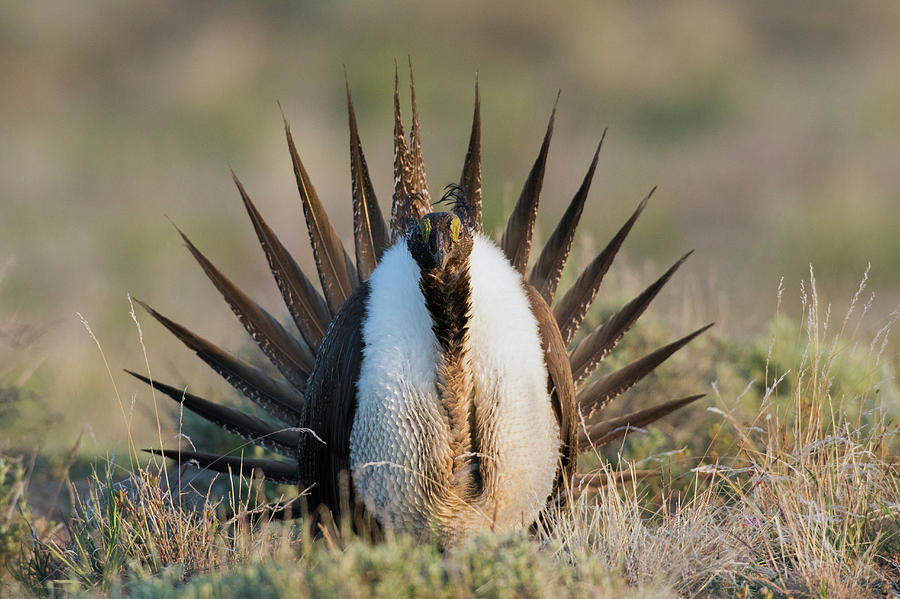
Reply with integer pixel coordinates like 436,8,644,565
350,235,559,539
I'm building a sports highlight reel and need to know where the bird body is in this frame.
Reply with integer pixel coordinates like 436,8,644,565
132,67,710,547
351,234,559,540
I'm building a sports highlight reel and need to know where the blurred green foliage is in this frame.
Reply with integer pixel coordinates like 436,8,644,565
1,4,898,596
0,457,31,575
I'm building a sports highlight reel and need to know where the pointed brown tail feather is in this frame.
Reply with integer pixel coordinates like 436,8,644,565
126,370,301,457
578,394,705,450
133,298,303,424
390,63,431,240
576,323,713,418
568,251,694,388
407,58,430,205
528,132,605,305
283,117,358,314
346,78,389,281
176,226,314,390
553,188,655,346
390,64,412,238
500,93,558,274
457,77,482,233
144,448,301,485
233,173,331,351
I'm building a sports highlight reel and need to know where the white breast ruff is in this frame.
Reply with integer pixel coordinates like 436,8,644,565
466,235,560,530
350,242,450,534
350,235,559,538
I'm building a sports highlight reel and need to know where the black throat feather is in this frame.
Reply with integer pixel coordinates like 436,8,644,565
416,242,483,498
419,261,470,354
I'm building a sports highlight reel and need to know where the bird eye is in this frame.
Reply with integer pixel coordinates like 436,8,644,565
418,218,432,243
449,216,461,242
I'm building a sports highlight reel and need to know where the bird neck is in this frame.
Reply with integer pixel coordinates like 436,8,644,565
417,256,482,499
418,259,471,355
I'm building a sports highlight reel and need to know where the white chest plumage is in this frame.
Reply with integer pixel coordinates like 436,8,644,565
350,235,560,539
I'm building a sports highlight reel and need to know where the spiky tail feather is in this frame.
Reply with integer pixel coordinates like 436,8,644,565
126,371,300,457
143,448,300,485
500,93,558,274
136,73,709,516
346,75,390,280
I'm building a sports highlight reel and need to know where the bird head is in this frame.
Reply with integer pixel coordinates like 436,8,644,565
408,211,473,273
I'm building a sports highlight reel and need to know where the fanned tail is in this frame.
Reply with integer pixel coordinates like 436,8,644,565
578,394,705,449
528,133,604,305
175,226,314,391
553,188,654,346
283,115,358,313
138,96,373,511
126,371,301,457
233,173,331,350
517,115,709,454
568,251,693,387
407,58,430,204
132,299,303,424
576,324,714,419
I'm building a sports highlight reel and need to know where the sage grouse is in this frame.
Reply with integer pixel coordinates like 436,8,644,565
130,70,709,546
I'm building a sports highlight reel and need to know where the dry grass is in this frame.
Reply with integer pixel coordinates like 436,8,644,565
543,268,900,596
2,271,898,598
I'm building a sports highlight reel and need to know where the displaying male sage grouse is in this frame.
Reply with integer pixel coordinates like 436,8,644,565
129,69,710,546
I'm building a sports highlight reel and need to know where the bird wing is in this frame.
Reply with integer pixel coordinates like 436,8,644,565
523,284,578,499
298,280,370,525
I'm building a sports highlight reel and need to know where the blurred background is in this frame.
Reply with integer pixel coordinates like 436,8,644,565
1,1,898,459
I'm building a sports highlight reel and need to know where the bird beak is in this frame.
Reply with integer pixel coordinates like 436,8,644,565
430,231,451,270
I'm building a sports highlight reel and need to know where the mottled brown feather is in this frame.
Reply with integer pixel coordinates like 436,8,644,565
568,251,693,388
283,118,358,314
127,371,300,457
408,58,430,204
176,226,314,389
576,323,713,418
133,299,303,424
553,188,654,346
528,133,604,305
524,284,578,503
233,173,331,350
500,95,558,274
144,449,301,485
457,78,482,233
390,65,431,240
578,394,705,450
346,78,390,280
